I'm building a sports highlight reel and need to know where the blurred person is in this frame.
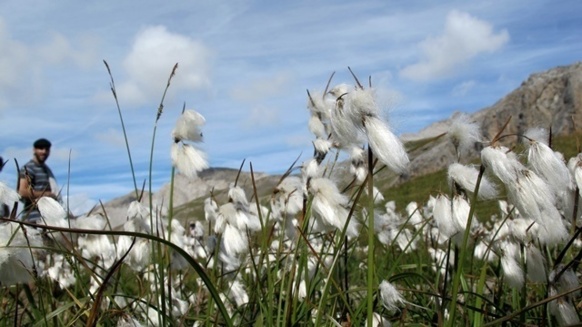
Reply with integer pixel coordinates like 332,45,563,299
18,138,60,223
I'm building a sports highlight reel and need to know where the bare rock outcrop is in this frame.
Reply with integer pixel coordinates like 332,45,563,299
404,61,582,179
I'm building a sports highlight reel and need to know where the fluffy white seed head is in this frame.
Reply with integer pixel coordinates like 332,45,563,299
379,280,405,312
432,194,457,239
172,110,205,142
481,146,524,185
527,139,572,194
0,182,20,206
448,163,498,200
308,115,327,139
448,113,481,155
364,116,409,174
171,143,208,178
37,197,68,227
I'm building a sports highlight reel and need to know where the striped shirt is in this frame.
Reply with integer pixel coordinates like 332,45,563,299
19,160,55,222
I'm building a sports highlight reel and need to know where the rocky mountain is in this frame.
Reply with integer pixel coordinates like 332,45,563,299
98,62,582,226
94,167,282,227
402,61,582,179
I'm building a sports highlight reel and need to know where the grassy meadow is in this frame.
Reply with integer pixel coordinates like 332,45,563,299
1,66,582,327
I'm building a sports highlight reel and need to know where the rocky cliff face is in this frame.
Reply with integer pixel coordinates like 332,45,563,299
403,61,582,179
94,167,280,227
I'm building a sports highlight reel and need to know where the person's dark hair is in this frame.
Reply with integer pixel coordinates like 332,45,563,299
33,138,52,149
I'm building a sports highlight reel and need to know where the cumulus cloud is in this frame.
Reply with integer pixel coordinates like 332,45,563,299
38,32,99,68
117,25,213,106
0,19,34,109
0,17,99,110
400,10,509,81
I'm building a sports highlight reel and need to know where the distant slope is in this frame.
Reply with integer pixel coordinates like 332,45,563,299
98,62,582,225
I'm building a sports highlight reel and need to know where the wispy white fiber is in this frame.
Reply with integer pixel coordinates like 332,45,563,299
364,116,409,174
481,146,524,185
172,109,205,142
0,181,19,206
448,113,481,155
310,177,359,237
171,142,208,178
448,163,498,199
379,280,405,312
37,196,68,227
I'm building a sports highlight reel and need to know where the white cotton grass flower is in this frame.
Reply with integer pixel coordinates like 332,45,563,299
228,184,249,208
302,158,321,179
432,194,457,239
448,112,481,156
567,154,582,190
349,146,367,183
550,298,580,327
379,280,405,312
329,84,364,148
0,222,42,285
405,202,423,228
117,236,151,271
507,170,568,245
117,314,144,327
474,241,498,262
221,224,248,256
499,242,524,288
526,244,546,282
171,142,208,178
313,138,332,156
365,312,391,327
306,90,332,119
526,133,573,194
481,146,524,185
227,279,249,307
204,197,218,223
308,115,327,139
371,186,385,204
451,195,478,238
37,196,68,228
43,253,77,288
127,200,150,221
172,109,205,142
309,177,359,237
549,264,580,299
364,116,409,174
448,163,498,200
0,181,20,206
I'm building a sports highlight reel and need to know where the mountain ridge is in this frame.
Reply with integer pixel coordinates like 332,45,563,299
96,61,582,226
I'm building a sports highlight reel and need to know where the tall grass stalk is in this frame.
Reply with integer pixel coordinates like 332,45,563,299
366,146,376,327
102,60,139,199
446,164,484,326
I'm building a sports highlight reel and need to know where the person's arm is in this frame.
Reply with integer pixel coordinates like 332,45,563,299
18,176,56,201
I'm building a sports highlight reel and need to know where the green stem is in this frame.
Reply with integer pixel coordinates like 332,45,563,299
446,164,484,326
366,146,375,327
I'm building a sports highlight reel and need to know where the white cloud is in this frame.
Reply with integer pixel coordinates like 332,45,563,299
400,10,509,81
39,32,98,68
452,80,476,97
118,25,213,106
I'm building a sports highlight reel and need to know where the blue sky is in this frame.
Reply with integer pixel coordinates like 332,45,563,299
1,0,581,214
